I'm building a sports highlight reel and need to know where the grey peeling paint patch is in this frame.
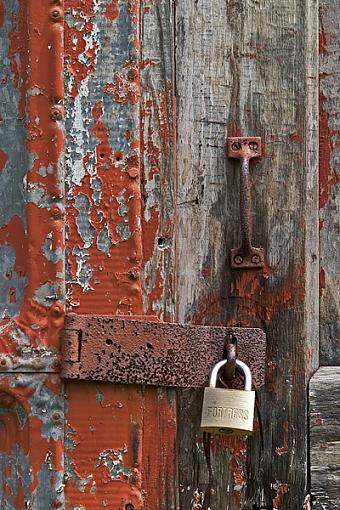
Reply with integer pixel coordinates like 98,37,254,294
95,385,105,402
65,453,94,494
14,401,28,430
0,1,28,229
74,193,95,249
90,175,102,205
0,245,27,319
33,451,64,509
34,282,61,308
26,377,64,442
95,448,130,479
39,164,54,177
43,233,63,263
25,182,62,210
28,86,43,96
116,222,131,241
116,191,131,240
66,245,93,294
65,0,139,211
0,445,31,509
97,225,112,254
7,323,30,346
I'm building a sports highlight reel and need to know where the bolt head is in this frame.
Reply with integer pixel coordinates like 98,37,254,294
234,255,243,265
249,141,259,151
231,141,241,151
251,254,261,264
50,9,62,21
51,108,63,121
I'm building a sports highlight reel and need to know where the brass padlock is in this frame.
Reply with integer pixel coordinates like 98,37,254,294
200,359,255,435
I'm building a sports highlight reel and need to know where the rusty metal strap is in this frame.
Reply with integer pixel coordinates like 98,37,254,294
61,314,266,388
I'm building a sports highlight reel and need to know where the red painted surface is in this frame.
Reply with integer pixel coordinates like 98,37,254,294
63,1,177,508
0,0,64,503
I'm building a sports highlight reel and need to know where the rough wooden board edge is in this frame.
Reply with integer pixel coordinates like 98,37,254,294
309,367,340,509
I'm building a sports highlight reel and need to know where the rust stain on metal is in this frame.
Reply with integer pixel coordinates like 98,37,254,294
61,314,266,388
227,136,265,269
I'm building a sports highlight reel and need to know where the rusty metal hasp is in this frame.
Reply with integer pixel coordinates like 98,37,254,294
61,315,266,388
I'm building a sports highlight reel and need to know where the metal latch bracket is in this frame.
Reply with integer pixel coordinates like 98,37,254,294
61,314,266,388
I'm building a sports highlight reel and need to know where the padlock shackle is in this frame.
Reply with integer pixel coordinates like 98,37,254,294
209,359,252,391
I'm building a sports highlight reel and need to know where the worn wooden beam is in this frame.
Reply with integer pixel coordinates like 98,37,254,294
175,1,319,508
310,367,340,509
319,0,340,365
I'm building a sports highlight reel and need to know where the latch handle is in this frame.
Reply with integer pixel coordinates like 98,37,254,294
227,137,265,269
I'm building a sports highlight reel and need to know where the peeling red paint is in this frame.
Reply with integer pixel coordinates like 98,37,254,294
272,483,289,509
319,267,325,296
105,0,119,20
275,445,288,456
0,148,8,171
319,91,339,210
289,131,303,142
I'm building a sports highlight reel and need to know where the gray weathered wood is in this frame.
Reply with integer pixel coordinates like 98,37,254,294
310,367,340,509
140,2,179,508
319,0,340,365
175,1,319,508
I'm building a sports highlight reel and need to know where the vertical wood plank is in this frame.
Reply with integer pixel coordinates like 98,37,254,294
310,367,340,509
175,1,319,508
319,0,340,365
140,0,178,508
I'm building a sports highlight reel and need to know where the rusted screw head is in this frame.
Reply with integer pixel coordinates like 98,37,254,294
249,141,258,151
50,9,62,21
127,68,138,81
251,254,261,264
52,304,64,318
233,255,243,265
51,108,63,121
52,360,61,371
231,141,241,151
128,269,139,280
0,358,7,367
52,411,61,421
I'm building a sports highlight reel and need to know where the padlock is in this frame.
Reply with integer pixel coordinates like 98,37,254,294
200,358,255,435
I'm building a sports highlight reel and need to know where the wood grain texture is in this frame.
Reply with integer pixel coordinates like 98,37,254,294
319,0,340,365
140,1,178,507
310,367,340,510
175,1,319,508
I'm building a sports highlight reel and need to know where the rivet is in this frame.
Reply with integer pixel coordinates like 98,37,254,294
52,360,61,371
0,358,7,367
233,255,243,265
50,9,62,21
127,68,138,81
251,254,261,264
231,141,241,151
52,304,64,317
249,141,258,151
51,107,64,121
128,269,139,280
52,412,61,421
126,167,139,179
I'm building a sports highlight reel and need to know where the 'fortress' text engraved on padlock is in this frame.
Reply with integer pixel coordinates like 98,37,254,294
200,359,255,435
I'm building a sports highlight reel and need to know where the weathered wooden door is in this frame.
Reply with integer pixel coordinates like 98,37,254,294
0,0,338,509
